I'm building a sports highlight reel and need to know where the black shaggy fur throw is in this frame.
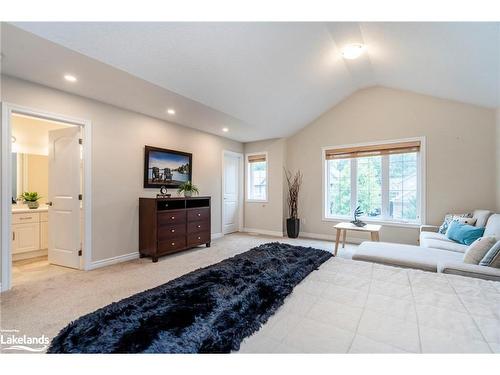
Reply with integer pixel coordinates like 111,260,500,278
48,242,332,353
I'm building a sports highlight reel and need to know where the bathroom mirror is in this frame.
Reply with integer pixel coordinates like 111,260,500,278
12,152,49,205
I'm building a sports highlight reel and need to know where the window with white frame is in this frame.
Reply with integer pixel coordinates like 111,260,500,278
324,139,423,224
246,153,267,201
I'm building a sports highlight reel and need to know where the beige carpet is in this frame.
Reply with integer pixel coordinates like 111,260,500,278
3,233,497,353
0,233,350,352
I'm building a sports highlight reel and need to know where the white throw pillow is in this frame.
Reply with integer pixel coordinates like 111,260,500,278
463,236,497,264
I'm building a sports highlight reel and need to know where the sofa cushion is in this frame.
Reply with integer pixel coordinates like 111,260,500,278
438,213,473,234
420,231,455,243
419,231,469,253
479,241,500,268
463,236,497,264
472,209,492,228
353,242,462,272
484,214,500,238
445,221,485,245
437,261,500,281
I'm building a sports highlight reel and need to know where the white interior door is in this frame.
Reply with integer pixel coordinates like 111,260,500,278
223,154,240,234
48,126,81,269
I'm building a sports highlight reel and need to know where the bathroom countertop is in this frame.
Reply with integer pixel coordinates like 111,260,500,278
12,206,49,214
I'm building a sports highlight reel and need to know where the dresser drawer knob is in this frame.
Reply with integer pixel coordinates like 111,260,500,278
197,213,201,217
197,225,201,228
171,216,175,220
197,236,201,240
171,242,175,246
171,229,175,233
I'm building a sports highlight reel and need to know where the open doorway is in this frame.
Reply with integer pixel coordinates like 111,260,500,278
1,104,92,291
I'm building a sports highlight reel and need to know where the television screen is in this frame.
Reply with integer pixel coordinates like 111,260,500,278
144,146,192,188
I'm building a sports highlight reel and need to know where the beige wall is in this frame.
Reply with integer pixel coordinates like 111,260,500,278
26,154,49,204
497,108,500,211
244,138,286,234
1,76,243,266
286,86,497,244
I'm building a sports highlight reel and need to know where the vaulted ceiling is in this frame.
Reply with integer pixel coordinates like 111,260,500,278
2,22,499,142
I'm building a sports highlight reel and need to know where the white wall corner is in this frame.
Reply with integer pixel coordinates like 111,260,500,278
496,107,500,211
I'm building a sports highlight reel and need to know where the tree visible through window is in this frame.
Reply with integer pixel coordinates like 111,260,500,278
247,154,267,201
325,140,421,223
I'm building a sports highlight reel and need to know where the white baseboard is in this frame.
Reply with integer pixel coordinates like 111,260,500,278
243,227,284,237
211,232,223,240
299,231,365,245
88,234,222,270
12,249,48,262
87,252,139,270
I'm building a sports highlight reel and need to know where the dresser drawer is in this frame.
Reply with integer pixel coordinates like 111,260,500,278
40,212,48,222
187,220,210,233
158,237,186,254
187,208,209,222
158,224,186,241
158,210,186,226
187,231,210,246
12,212,39,224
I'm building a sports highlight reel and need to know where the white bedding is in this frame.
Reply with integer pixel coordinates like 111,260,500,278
237,257,500,353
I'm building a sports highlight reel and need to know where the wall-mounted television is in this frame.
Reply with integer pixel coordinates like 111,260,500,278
143,146,192,189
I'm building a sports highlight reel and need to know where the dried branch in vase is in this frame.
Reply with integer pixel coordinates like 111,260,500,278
284,169,303,219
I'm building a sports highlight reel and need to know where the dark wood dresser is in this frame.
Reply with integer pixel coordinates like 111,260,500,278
139,196,211,262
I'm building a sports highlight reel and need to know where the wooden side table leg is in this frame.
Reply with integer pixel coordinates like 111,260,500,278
371,231,380,242
334,228,341,256
342,229,347,248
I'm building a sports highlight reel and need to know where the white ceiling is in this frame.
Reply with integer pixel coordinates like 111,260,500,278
2,22,500,142
12,114,73,155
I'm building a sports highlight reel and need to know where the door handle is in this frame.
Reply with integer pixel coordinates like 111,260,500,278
47,202,53,206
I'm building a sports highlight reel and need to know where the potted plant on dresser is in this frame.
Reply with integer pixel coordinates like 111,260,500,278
285,169,303,238
20,192,42,209
177,181,199,197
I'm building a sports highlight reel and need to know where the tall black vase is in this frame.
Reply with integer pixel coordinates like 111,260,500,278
286,218,300,238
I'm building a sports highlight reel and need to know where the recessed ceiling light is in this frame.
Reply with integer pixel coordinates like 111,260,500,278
341,43,365,60
64,74,77,82
167,109,176,115
222,127,229,132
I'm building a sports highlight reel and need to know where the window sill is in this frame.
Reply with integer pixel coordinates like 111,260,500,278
322,216,421,229
246,199,269,203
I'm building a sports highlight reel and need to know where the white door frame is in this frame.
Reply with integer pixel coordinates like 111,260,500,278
1,102,93,292
221,150,244,235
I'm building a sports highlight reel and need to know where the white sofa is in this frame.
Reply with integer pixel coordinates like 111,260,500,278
352,210,500,281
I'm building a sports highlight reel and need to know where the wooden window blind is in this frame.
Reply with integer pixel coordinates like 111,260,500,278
247,154,266,163
325,141,420,160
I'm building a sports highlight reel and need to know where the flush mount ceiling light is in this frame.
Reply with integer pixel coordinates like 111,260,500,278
222,127,229,133
64,74,77,82
167,108,176,115
341,43,365,60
